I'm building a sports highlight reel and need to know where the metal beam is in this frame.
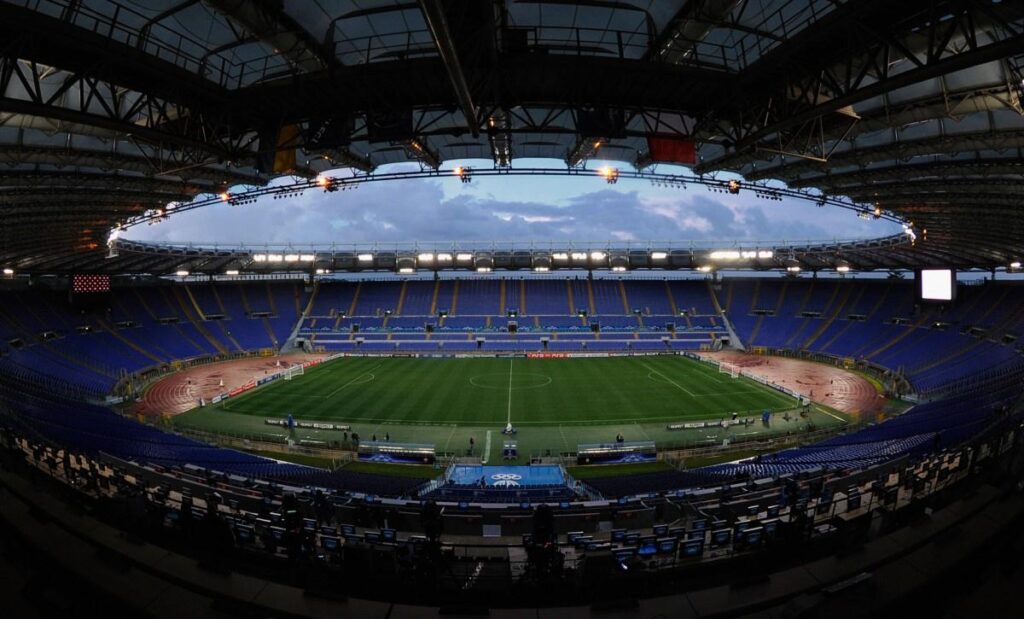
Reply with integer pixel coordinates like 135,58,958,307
698,0,1024,172
747,130,1024,182
202,0,335,74
418,0,480,137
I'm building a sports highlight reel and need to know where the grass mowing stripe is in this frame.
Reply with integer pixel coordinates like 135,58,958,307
638,359,696,396
185,355,817,459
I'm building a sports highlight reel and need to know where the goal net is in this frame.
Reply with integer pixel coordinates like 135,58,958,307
718,362,741,379
283,364,304,380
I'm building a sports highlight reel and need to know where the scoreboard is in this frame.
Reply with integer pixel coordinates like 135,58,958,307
70,274,111,310
72,274,111,294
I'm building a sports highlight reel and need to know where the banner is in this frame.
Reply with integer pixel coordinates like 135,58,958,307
646,135,696,165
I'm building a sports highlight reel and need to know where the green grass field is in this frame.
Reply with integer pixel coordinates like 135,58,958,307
171,355,848,462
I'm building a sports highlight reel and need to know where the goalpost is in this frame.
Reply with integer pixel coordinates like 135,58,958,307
283,364,304,380
718,362,741,379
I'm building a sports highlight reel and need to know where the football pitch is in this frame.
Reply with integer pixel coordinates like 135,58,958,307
171,355,848,461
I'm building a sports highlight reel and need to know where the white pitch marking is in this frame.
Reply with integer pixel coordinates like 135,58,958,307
483,430,492,463
640,360,696,396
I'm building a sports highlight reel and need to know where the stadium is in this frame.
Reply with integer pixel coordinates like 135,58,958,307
1,1,1023,616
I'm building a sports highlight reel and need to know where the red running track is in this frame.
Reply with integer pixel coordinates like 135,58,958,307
701,351,883,420
135,353,327,418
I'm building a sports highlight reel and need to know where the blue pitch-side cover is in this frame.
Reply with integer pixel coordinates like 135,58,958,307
449,465,566,487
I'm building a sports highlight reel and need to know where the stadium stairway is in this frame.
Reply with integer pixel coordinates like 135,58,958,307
802,283,855,349
781,279,818,348
818,282,890,351
171,287,229,356
40,338,121,380
93,318,164,366
664,280,680,316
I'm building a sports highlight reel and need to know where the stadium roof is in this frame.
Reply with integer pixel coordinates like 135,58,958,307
1,0,1023,273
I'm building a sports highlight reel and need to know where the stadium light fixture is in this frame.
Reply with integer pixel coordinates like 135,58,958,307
836,265,851,273
787,265,802,273
709,250,741,260
727,179,741,194
611,266,627,272
252,254,268,262
453,166,471,183
436,253,453,262
552,252,569,260
571,252,587,260
418,252,434,263
267,254,283,262
698,265,713,272
175,270,189,277
1010,261,1022,269
2,268,13,275
590,251,607,261
284,254,299,262
316,175,331,188
219,192,230,202
456,253,473,262
598,166,619,184
299,254,315,262
534,266,550,272
758,250,774,259
398,267,415,274
225,269,239,276
476,266,492,273
650,251,668,260
357,253,374,262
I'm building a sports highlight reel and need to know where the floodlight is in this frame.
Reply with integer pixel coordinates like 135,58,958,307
299,254,315,262
836,265,851,273
590,251,607,260
252,254,268,262
398,267,415,274
476,266,492,273
571,252,587,260
552,252,569,260
709,250,741,260
727,180,740,194
225,269,239,276
436,253,453,262
176,270,190,277
219,192,230,202
456,253,473,261
534,266,550,272
650,252,668,260
267,254,283,262
418,253,434,262
698,265,713,272
357,253,374,262
787,265,801,273
2,268,13,275
611,266,627,272
598,166,619,184
758,250,773,259
1010,261,1022,269
284,254,299,262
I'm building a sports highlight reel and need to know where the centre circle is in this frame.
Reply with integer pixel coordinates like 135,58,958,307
469,373,553,390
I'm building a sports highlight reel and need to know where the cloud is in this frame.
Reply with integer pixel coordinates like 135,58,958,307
127,175,901,245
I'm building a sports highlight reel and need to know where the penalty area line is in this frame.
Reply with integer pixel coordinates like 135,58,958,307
640,360,696,396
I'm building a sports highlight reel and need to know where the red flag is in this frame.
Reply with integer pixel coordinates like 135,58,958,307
646,135,696,165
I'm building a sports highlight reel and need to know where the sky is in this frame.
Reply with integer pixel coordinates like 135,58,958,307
126,159,902,247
